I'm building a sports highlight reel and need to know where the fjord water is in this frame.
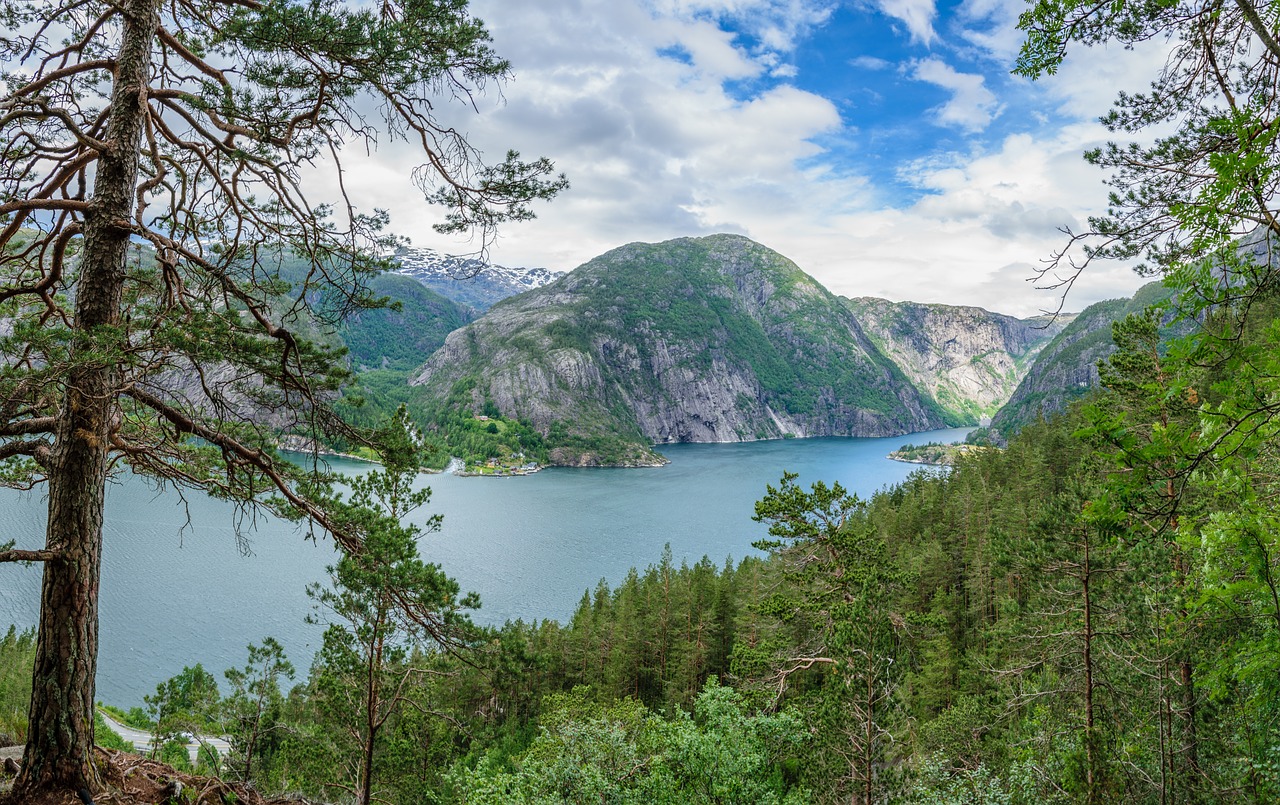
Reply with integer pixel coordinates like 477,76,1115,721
0,427,970,707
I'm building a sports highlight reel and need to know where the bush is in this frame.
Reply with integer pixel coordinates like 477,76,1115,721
93,711,133,752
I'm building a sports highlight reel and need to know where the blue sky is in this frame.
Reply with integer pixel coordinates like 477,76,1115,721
324,0,1172,316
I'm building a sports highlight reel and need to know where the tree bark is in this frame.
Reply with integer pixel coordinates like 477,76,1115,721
14,0,157,795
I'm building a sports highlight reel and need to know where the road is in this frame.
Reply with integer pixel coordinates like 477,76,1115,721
98,711,231,763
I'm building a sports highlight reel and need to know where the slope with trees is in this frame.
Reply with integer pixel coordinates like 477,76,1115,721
976,281,1177,443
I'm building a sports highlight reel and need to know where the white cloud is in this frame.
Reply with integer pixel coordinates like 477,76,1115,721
298,0,1161,319
795,125,1150,316
956,0,1024,63
910,57,1002,132
850,55,892,70
649,0,837,59
872,0,937,46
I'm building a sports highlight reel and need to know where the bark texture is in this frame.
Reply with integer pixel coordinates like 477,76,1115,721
15,0,159,794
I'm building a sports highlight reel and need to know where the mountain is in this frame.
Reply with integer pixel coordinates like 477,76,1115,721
843,297,1067,424
979,281,1179,443
393,246,564,310
338,273,475,372
408,235,951,465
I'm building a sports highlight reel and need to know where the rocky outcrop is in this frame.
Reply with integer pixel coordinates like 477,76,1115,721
409,235,949,460
844,298,1066,424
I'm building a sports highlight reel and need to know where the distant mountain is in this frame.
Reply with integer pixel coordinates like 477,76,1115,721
338,273,475,372
979,281,1180,443
393,246,564,310
408,235,951,465
843,298,1068,424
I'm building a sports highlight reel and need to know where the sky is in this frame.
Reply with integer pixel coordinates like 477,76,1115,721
327,0,1175,317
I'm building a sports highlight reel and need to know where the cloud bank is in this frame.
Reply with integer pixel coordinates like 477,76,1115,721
316,0,1170,317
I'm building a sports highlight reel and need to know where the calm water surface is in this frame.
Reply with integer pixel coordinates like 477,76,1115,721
0,427,969,706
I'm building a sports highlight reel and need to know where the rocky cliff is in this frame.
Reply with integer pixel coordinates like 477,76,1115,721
408,235,950,463
843,298,1065,424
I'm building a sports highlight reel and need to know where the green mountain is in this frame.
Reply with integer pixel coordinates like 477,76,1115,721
979,280,1179,443
337,273,474,372
408,234,951,465
843,297,1067,424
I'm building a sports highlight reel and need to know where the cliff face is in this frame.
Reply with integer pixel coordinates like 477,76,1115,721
843,298,1065,424
409,235,949,460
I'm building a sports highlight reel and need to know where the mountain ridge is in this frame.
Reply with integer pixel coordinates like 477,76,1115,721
338,234,1138,467
976,280,1182,444
393,245,564,310
843,296,1068,423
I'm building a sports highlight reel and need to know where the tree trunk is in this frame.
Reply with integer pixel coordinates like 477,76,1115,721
14,0,157,796
360,623,385,805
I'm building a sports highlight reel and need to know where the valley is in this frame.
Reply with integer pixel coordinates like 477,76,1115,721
341,233,1114,472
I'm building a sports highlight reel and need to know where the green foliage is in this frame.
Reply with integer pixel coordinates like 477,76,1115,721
1,0,564,785
302,409,477,804
339,273,475,372
159,741,194,773
0,626,33,742
751,473,913,803
145,664,222,755
223,637,295,785
451,682,808,804
76,295,1280,804
980,282,1182,444
92,710,132,753
1014,0,1280,298
97,703,154,731
906,754,1016,805
409,379,557,470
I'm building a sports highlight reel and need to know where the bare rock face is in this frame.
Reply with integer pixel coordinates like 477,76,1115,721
844,297,1067,423
410,235,950,461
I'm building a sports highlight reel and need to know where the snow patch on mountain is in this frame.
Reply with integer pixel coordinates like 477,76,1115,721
393,246,564,310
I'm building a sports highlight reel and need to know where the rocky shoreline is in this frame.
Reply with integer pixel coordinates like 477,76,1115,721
887,442,988,467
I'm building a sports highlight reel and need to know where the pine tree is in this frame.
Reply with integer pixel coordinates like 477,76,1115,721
0,0,563,796
305,411,476,805
222,637,295,785
752,472,912,804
